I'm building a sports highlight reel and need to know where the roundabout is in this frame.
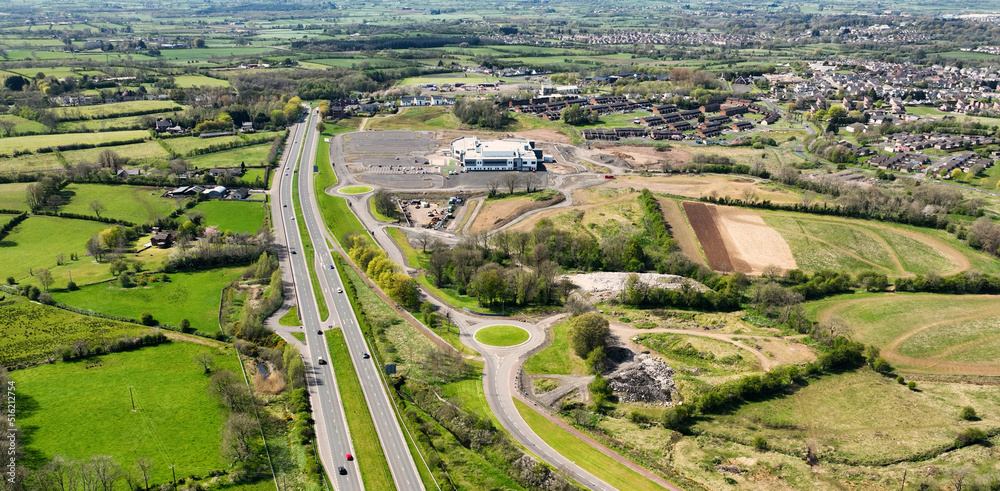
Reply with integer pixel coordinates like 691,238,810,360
474,324,531,347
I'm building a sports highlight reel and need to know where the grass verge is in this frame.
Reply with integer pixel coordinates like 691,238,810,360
315,124,372,248
278,306,301,326
523,319,587,375
514,399,667,491
324,328,395,491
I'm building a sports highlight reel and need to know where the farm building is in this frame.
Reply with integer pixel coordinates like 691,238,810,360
451,136,540,171
202,186,227,198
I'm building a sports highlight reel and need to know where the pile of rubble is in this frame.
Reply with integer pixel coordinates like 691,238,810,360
607,353,678,405
568,272,707,302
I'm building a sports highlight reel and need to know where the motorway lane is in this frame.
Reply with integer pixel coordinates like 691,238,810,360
272,111,363,491
297,109,425,490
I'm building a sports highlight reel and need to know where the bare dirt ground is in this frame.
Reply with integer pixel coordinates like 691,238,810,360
469,194,564,233
713,205,797,274
683,201,735,271
590,143,692,169
602,175,801,204
748,337,817,365
658,197,707,267
513,128,572,144
506,189,638,235
682,202,796,274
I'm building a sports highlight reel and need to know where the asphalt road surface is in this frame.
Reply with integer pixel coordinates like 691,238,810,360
296,109,425,490
271,111,363,491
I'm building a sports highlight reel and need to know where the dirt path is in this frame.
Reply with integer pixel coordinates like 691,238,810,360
658,196,707,267
612,325,778,371
162,331,226,347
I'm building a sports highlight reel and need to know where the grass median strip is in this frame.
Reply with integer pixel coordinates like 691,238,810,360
292,141,329,321
513,399,667,491
324,328,395,491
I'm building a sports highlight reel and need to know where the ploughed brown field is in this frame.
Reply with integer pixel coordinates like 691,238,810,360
681,202,796,274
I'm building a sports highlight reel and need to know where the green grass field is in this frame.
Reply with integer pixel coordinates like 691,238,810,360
163,132,279,157
365,106,460,131
0,298,152,365
11,341,240,483
523,319,587,375
514,399,670,491
51,101,182,121
0,114,48,135
324,329,394,491
193,200,268,233
761,211,962,276
0,182,30,210
697,369,999,466
398,74,497,86
60,183,181,224
172,74,231,87
0,140,172,173
51,267,243,333
55,112,178,133
339,185,372,194
185,142,273,168
806,293,1000,374
474,325,530,347
0,129,149,154
0,215,108,286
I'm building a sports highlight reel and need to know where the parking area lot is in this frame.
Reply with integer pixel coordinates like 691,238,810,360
347,130,551,190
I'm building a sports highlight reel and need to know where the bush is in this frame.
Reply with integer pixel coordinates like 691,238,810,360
955,427,987,448
66,281,78,291
907,381,918,391
753,434,769,451
180,318,191,332
5,277,13,285
959,406,979,421
140,311,156,326
896,375,905,385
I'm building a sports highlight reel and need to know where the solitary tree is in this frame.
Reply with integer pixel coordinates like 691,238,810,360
35,267,53,291
89,200,107,218
194,352,215,374
487,178,500,197
0,120,16,137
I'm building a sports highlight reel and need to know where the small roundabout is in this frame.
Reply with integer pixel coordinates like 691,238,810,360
474,325,531,347
339,185,373,194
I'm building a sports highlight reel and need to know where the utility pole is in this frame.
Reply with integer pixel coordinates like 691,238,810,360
170,465,176,487
128,386,135,411
900,467,907,491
